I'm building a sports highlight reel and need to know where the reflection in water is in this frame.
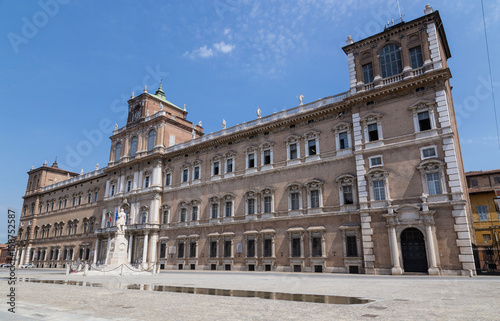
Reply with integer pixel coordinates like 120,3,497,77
19,278,372,305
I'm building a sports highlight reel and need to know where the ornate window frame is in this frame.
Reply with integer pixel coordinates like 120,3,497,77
335,174,357,208
361,113,384,147
222,194,235,221
260,188,275,218
286,183,303,215
209,196,220,222
417,159,447,200
161,204,170,225
244,191,257,218
408,100,437,135
333,122,353,155
192,160,201,184
306,179,324,214
260,142,274,170
365,168,390,206
180,164,190,186
303,131,320,162
285,134,301,166
245,146,258,173
224,151,236,177
211,155,222,180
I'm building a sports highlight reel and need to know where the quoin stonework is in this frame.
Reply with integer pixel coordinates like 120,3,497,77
15,5,476,275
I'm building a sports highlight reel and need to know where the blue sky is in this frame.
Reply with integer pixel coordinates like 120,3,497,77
1,0,499,242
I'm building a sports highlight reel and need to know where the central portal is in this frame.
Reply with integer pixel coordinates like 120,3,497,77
401,228,428,273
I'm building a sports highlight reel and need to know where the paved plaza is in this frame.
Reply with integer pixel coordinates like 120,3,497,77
1,269,499,320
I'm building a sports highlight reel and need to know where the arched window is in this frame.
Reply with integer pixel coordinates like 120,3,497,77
129,137,137,156
147,130,156,151
114,143,121,162
379,44,402,78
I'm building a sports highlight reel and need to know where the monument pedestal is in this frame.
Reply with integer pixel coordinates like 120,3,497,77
107,233,128,266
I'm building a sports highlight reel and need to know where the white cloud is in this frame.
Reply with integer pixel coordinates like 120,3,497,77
184,42,235,59
224,28,231,35
214,41,235,54
184,45,214,59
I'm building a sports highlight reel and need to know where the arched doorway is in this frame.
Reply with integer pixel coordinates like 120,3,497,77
401,228,428,273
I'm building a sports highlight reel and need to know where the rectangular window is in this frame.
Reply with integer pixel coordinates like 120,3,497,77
263,239,273,257
145,176,150,188
310,190,320,208
307,139,317,156
370,156,382,167
291,192,300,210
247,239,255,257
225,201,232,217
182,170,188,182
483,234,491,243
373,180,386,201
264,196,272,213
343,186,354,204
494,177,500,185
127,180,132,192
211,203,219,219
289,143,298,159
248,154,255,168
477,206,488,221
162,210,169,224
339,132,349,149
110,185,115,196
223,240,232,257
165,173,171,186
263,150,271,165
180,208,187,222
247,199,255,215
191,206,198,221
39,205,42,214
78,196,81,206
362,63,374,83
64,199,67,208
226,158,233,173
213,161,220,175
291,237,301,257
87,194,91,203
367,123,379,141
427,173,442,195
194,166,200,180
189,241,197,258
422,147,437,159
94,192,98,202
418,111,431,131
59,201,62,209
311,236,322,257
210,241,218,257
409,46,423,69
160,243,167,258
178,242,185,258
346,236,358,257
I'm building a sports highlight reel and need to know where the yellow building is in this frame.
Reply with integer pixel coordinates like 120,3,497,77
466,170,500,273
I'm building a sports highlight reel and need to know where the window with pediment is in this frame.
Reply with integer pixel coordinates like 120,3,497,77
286,183,303,212
336,174,357,205
417,159,446,196
408,101,437,133
285,135,301,165
361,113,383,143
365,168,390,202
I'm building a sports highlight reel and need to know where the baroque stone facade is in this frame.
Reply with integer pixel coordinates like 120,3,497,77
16,6,476,275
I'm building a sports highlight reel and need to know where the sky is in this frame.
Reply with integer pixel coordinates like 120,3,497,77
0,0,499,242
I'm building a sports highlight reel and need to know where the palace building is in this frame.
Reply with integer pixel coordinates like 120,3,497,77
15,5,476,275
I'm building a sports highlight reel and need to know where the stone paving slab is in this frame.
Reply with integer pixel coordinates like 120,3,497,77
2,269,499,320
